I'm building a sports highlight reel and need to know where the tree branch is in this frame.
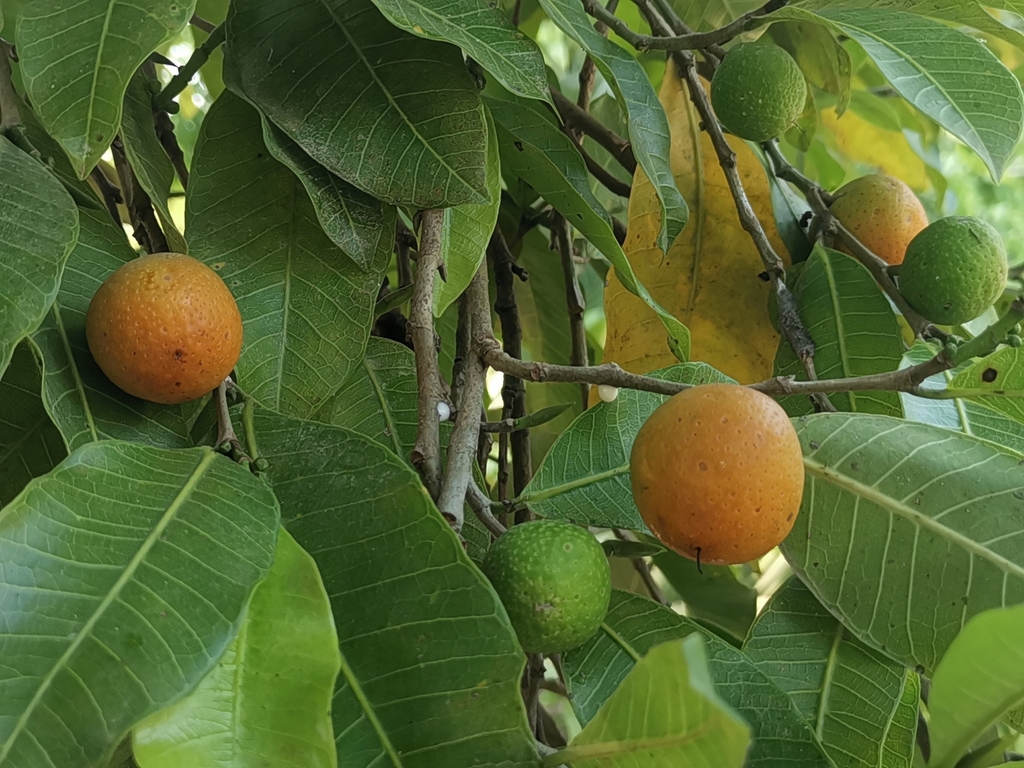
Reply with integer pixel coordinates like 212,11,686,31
111,136,169,254
579,142,633,198
90,166,124,227
409,209,446,498
190,13,217,34
467,480,508,538
551,89,637,174
154,23,225,114
553,216,591,408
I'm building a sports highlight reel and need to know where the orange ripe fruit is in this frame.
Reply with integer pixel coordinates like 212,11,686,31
829,173,928,265
629,384,804,565
86,253,243,404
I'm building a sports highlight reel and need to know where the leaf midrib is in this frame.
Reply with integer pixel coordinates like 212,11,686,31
335,647,403,767
0,448,220,762
41,302,100,446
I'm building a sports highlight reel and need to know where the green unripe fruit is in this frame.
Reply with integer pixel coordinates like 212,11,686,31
710,42,806,142
899,216,1008,326
482,520,611,654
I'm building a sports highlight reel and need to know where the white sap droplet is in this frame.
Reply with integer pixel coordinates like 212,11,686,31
598,385,619,403
437,401,451,422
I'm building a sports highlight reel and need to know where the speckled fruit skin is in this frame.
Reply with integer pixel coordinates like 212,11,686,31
899,216,1007,326
482,520,611,654
86,253,243,404
710,42,806,142
630,384,804,566
830,173,928,266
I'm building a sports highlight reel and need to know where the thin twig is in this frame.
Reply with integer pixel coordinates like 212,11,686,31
437,267,489,531
467,481,508,537
190,13,217,34
579,142,633,197
522,652,546,739
214,378,253,468
396,219,416,288
577,0,619,115
142,61,190,189
553,217,591,409
154,24,225,113
0,40,22,131
90,166,124,226
551,89,637,174
410,209,446,498
614,529,670,605
111,136,169,254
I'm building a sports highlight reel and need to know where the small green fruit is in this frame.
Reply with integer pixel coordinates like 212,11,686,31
711,42,806,142
482,520,611,654
899,216,1008,326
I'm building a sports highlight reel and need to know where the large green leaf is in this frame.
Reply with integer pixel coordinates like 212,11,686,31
367,0,549,102
224,0,489,207
433,109,501,316
926,604,1024,768
187,92,388,418
558,635,751,767
133,528,340,768
563,591,834,767
743,578,917,768
0,343,66,506
16,0,195,177
782,412,1024,675
119,71,186,253
775,7,1024,180
0,441,280,768
900,342,1024,456
534,0,687,252
30,208,199,450
521,364,732,530
0,136,79,379
774,246,903,417
311,337,418,461
259,117,396,272
255,412,540,767
949,346,1024,425
488,91,689,359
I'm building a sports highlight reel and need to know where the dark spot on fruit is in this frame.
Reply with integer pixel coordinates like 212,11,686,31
982,367,998,383
174,349,184,361
698,461,708,471
786,513,793,521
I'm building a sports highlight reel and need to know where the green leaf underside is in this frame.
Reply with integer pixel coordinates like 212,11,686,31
926,604,1024,768
782,412,1024,675
224,0,490,207
433,109,501,316
255,412,539,768
119,71,187,253
0,344,66,506
562,635,750,768
782,7,1024,180
564,591,834,767
0,136,80,380
259,116,396,272
775,246,903,417
0,441,280,768
487,92,689,359
133,528,340,768
187,92,388,419
522,364,733,530
949,347,1024,426
743,578,916,768
16,0,194,177
30,208,200,451
366,0,550,103
535,0,688,251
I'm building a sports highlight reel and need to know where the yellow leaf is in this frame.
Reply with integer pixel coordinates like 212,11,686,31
819,108,928,191
602,63,788,385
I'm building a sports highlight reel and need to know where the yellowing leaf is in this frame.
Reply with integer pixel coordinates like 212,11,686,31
819,108,928,190
602,64,788,384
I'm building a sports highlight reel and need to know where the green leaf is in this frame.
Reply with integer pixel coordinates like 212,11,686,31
563,591,834,768
0,441,280,768
782,412,1024,674
555,635,751,768
926,604,1024,768
187,92,388,419
743,578,917,768
223,0,490,207
535,0,687,252
0,343,66,506
949,347,1024,425
0,136,79,379
366,0,550,103
521,363,733,530
16,0,195,177
255,412,540,767
900,342,1024,456
30,207,200,450
885,670,920,768
133,528,340,768
777,7,1024,181
487,92,690,360
119,71,186,253
259,116,396,272
774,246,904,417
434,109,501,316
311,337,418,461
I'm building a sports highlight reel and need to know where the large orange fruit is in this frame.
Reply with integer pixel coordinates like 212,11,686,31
86,253,243,404
629,384,804,565
829,173,928,265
